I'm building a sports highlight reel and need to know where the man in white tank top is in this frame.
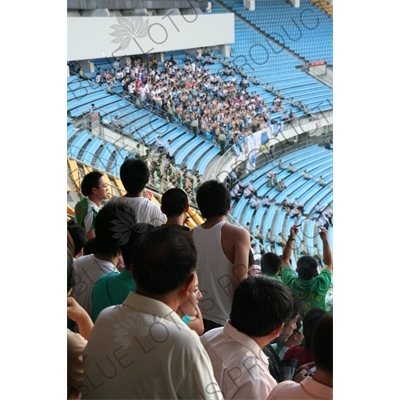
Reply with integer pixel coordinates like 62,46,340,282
191,180,250,332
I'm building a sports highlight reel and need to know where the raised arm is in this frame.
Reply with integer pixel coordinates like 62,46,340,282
319,228,333,273
281,224,299,269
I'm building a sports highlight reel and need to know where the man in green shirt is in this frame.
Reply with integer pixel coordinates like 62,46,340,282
280,225,333,314
74,171,109,239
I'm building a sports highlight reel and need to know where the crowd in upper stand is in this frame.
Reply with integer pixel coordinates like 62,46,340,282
71,50,296,154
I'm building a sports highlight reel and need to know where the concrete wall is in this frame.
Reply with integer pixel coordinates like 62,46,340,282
67,13,234,61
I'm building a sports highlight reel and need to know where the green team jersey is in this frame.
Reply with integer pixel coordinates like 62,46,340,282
281,266,332,312
74,198,99,233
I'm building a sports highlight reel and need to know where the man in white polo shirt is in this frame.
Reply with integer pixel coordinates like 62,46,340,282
200,276,293,400
82,225,222,399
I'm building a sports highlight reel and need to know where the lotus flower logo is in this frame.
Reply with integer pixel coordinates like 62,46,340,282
112,310,148,349
110,17,150,54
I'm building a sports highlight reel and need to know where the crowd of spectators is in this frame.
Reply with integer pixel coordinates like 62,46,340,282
68,156,333,399
142,145,203,201
71,52,296,157
68,54,333,399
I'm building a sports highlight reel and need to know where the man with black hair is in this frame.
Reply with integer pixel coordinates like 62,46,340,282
161,187,190,227
268,313,333,399
200,276,293,399
83,225,223,400
261,252,282,280
110,158,166,226
191,180,250,332
262,289,304,383
71,201,126,319
91,218,154,322
281,225,333,312
74,171,109,239
67,221,87,259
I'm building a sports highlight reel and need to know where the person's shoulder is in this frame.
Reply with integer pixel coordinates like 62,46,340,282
319,269,333,276
75,197,87,206
200,326,224,343
268,379,301,399
94,271,119,286
281,265,295,277
73,254,93,268
223,222,249,237
167,323,204,351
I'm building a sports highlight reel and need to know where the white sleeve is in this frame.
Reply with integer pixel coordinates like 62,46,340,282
83,207,94,233
177,347,224,400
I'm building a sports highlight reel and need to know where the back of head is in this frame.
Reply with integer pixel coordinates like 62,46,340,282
303,307,327,348
311,313,333,374
297,255,318,280
67,221,87,257
94,200,138,258
81,171,103,196
260,252,281,276
120,223,155,270
196,180,230,218
120,158,150,195
132,225,197,295
230,276,293,337
161,188,188,217
83,237,96,255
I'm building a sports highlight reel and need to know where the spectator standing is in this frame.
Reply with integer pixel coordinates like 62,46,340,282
201,276,293,400
110,158,166,226
281,225,333,313
74,171,109,239
190,180,250,332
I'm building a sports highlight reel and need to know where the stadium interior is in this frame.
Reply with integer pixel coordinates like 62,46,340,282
67,0,333,267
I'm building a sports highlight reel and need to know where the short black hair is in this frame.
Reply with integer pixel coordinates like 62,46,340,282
297,256,318,280
67,221,87,257
230,276,293,337
95,200,138,258
161,188,188,217
83,237,96,255
132,225,197,295
120,223,155,270
67,250,75,292
260,252,281,275
196,180,230,218
80,171,103,196
311,313,333,373
120,158,150,194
